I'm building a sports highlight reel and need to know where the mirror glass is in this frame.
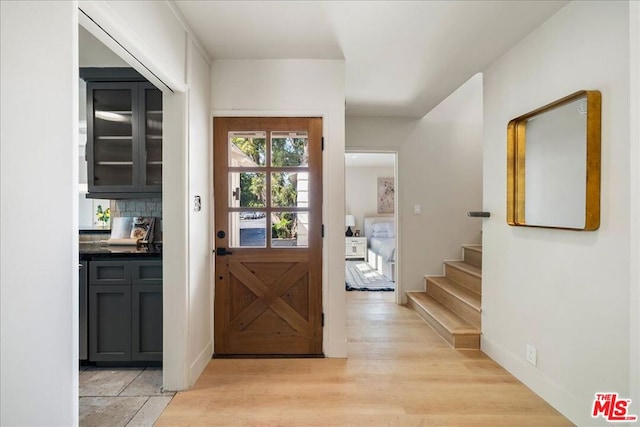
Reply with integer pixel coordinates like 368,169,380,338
507,90,601,230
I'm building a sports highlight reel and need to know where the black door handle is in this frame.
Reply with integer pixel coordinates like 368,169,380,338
216,247,233,256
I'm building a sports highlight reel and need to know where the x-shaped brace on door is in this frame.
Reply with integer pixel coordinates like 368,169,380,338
228,262,310,333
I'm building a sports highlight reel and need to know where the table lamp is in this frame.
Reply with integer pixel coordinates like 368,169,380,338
345,215,355,237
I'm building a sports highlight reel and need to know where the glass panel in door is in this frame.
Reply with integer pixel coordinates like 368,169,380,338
271,131,308,167
228,171,267,248
143,87,162,187
228,132,267,167
271,212,308,248
92,88,134,187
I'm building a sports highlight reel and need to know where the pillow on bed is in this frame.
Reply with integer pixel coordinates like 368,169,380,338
371,222,395,238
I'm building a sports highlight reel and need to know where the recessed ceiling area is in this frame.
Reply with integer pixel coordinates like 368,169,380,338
174,0,569,118
345,153,395,168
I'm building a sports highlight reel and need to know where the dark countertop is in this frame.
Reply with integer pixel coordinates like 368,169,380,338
79,228,111,235
79,242,162,260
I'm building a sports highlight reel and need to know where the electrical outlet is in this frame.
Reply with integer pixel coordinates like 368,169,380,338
526,344,537,366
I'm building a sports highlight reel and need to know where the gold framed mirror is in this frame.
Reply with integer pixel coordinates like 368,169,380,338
507,90,601,230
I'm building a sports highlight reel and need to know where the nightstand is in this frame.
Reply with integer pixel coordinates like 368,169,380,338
345,237,367,260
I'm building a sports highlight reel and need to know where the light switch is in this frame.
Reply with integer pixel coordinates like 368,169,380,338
414,204,421,214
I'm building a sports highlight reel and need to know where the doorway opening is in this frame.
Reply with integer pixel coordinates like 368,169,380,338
78,22,170,425
344,151,399,303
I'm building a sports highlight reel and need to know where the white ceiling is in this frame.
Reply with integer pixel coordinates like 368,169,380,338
345,153,394,168
174,0,568,118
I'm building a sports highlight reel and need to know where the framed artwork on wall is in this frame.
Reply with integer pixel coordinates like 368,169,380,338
377,177,394,213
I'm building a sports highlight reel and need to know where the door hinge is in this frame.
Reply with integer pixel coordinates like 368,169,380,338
321,137,324,151
321,224,324,238
321,313,325,327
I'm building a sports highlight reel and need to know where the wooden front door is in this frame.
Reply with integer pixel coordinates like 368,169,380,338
213,117,323,356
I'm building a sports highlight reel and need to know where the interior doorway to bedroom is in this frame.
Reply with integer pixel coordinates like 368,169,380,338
344,151,399,302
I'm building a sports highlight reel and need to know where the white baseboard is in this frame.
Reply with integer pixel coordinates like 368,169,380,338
323,339,348,358
189,340,213,386
481,336,596,426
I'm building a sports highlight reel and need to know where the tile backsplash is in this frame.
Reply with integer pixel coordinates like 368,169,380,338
110,199,162,219
110,198,163,242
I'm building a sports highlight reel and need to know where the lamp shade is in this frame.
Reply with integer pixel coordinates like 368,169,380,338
345,215,355,227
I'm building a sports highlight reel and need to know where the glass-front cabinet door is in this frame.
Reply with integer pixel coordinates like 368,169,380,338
140,82,162,192
86,80,162,196
87,82,138,192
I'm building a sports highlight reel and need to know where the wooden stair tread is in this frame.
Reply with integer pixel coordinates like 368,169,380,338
445,260,482,278
462,244,482,253
406,291,479,335
426,276,481,311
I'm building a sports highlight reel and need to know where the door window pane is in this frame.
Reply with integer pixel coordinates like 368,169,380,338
224,125,313,249
229,132,266,167
271,172,303,208
271,212,308,248
229,212,266,248
229,172,266,208
271,131,308,167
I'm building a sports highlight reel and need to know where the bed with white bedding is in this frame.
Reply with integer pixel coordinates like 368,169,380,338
363,217,396,281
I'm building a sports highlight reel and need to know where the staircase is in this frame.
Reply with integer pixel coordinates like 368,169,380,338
406,244,482,350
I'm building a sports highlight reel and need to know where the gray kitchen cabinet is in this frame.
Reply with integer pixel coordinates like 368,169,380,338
79,262,88,361
83,69,162,199
88,259,162,363
89,284,132,362
132,261,163,361
90,260,132,285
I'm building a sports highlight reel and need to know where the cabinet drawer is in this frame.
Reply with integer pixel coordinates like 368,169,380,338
345,237,367,260
132,260,163,285
90,261,132,285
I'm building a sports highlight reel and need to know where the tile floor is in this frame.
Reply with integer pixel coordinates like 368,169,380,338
79,366,175,427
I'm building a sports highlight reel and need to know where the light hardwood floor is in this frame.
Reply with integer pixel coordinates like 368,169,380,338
156,292,573,426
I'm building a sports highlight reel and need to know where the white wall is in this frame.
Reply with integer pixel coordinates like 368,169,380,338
482,2,631,426
187,40,213,383
1,2,79,425
631,0,640,411
79,25,127,67
400,74,483,295
79,1,213,391
78,0,187,91
345,165,395,232
211,59,347,357
346,74,484,301
346,117,417,151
